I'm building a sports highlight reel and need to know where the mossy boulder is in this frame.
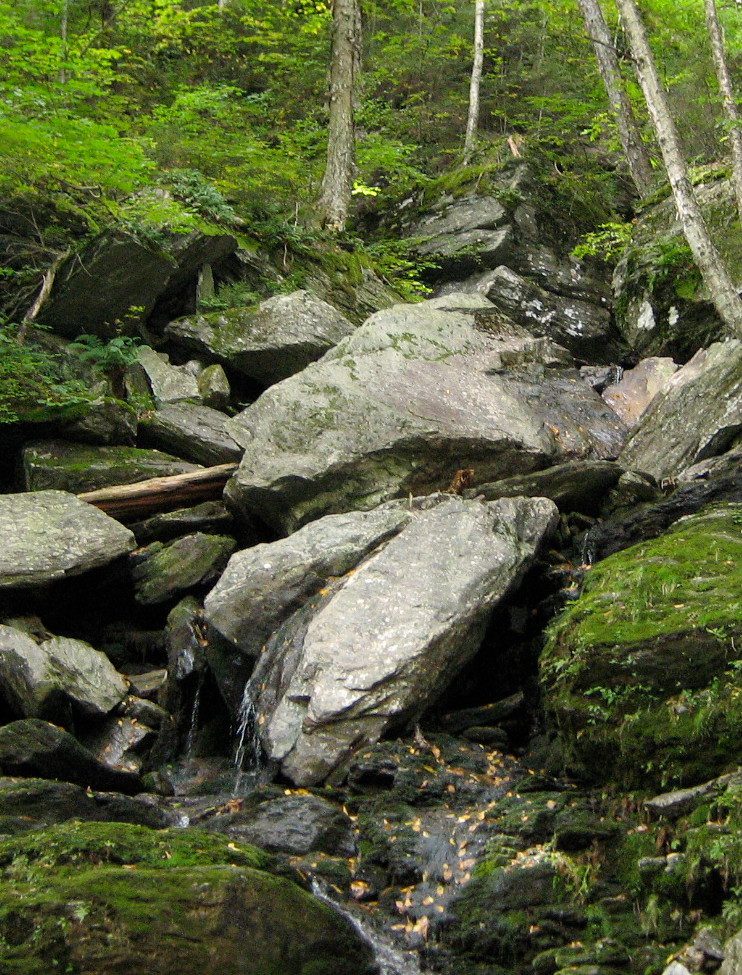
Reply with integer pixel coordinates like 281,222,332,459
131,532,236,606
0,821,376,975
615,176,742,360
22,440,199,493
541,504,742,789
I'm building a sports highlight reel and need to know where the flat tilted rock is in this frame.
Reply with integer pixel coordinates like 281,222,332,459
473,265,623,362
0,623,127,721
139,401,243,466
464,459,623,514
165,290,355,385
619,339,742,482
225,296,626,533
0,719,143,793
22,440,200,493
34,227,237,339
0,491,135,590
215,494,557,786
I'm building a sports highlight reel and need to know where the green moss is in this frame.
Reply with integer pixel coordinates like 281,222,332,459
0,821,271,873
542,506,742,788
545,507,741,659
0,822,374,975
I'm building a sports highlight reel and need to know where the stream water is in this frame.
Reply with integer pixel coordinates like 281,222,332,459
310,880,427,975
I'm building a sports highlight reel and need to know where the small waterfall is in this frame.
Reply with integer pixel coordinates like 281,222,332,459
232,679,263,795
311,880,425,975
184,672,204,759
580,531,596,567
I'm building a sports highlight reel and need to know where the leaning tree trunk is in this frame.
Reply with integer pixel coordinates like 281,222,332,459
317,0,362,232
463,0,485,164
577,0,653,195
615,0,742,337
704,0,742,220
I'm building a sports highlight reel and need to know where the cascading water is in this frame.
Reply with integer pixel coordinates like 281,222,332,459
232,678,263,795
310,880,425,975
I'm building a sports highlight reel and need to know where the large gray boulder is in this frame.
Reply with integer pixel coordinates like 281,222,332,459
206,505,415,657
139,402,243,466
214,494,558,785
0,491,135,590
164,290,355,385
471,266,622,361
224,297,626,533
0,623,127,721
619,339,742,482
35,227,237,339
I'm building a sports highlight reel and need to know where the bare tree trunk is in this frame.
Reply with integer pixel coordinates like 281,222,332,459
616,0,742,337
704,0,742,219
60,0,69,84
577,0,653,195
463,0,485,164
317,0,362,232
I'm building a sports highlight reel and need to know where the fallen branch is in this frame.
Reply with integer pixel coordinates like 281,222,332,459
78,463,238,520
18,249,70,344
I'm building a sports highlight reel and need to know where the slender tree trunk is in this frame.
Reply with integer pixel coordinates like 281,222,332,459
463,0,485,164
704,0,742,219
317,0,362,232
615,0,742,337
577,0,653,195
60,0,69,84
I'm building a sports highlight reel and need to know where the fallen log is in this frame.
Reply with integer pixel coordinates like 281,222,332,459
78,463,238,520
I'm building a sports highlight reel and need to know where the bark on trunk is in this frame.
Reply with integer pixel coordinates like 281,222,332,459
317,0,362,232
78,464,238,520
704,0,742,219
463,0,485,165
577,0,653,195
616,0,742,337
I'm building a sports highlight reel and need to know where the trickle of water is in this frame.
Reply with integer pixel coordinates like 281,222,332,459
232,679,263,795
184,672,204,759
311,880,425,975
580,533,596,567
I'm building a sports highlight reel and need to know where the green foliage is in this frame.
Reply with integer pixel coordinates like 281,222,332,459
68,335,140,373
573,222,633,263
0,326,97,424
198,281,262,312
